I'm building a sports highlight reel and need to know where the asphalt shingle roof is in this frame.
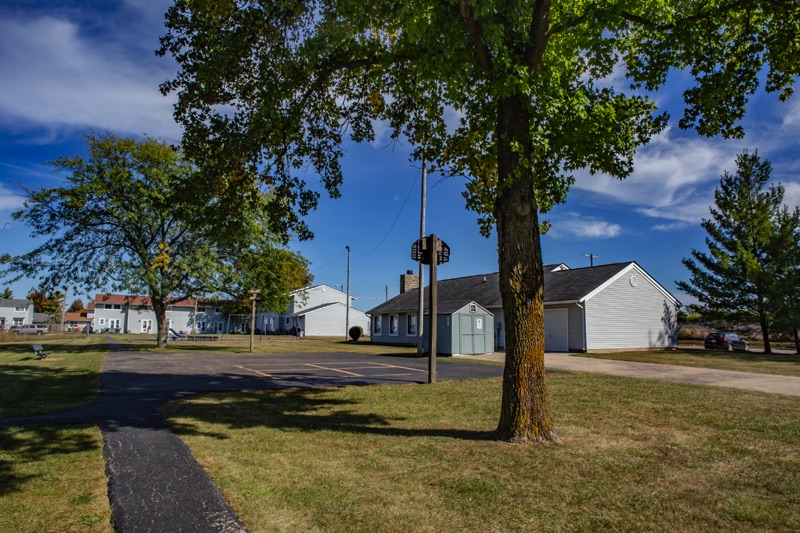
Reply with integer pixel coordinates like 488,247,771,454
368,262,634,315
0,299,30,308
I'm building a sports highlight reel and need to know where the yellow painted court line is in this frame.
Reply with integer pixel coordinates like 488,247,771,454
236,365,274,378
305,363,364,377
368,362,428,373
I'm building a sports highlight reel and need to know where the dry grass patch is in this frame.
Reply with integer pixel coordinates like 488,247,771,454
0,425,112,533
581,348,800,377
164,374,800,532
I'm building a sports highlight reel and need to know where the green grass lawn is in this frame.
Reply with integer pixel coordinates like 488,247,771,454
581,348,800,377
0,425,112,533
163,374,800,532
0,336,108,417
0,336,113,531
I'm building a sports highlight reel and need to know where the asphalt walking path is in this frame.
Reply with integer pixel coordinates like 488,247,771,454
0,341,504,533
470,351,800,396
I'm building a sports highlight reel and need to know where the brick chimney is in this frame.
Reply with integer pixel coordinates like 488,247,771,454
399,270,419,294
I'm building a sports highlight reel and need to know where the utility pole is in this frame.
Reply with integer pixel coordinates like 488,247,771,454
345,245,351,340
585,253,599,267
417,154,427,357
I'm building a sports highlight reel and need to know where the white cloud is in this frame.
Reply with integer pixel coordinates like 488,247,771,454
573,129,744,224
0,16,180,140
0,184,24,211
651,221,690,231
548,213,621,239
783,181,800,210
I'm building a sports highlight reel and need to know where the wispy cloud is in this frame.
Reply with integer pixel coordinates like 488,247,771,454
548,213,622,239
0,16,180,140
0,184,24,211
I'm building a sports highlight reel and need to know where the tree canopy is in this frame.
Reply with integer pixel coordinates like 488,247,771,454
1,133,310,347
160,0,800,441
677,151,800,354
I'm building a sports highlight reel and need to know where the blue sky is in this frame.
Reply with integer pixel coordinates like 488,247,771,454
1,1,799,312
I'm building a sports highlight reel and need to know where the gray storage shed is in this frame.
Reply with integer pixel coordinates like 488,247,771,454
423,301,494,356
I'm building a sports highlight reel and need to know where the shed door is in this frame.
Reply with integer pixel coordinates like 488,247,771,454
459,314,487,355
544,309,569,352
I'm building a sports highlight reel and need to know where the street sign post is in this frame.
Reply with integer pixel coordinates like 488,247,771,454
411,234,450,383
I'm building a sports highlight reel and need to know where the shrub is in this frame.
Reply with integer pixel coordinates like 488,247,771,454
349,326,363,341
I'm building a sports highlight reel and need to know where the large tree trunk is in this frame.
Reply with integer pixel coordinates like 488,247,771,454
494,94,557,443
758,306,772,354
152,298,168,348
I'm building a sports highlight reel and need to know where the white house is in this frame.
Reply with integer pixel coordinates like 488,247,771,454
90,285,371,337
368,262,680,353
259,285,371,337
91,294,226,334
0,299,34,330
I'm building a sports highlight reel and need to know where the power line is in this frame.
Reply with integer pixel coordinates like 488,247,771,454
354,167,421,258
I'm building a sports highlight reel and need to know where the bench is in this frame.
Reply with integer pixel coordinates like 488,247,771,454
32,344,52,359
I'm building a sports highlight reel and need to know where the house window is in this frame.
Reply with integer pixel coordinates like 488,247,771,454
389,314,399,336
99,318,106,325
407,314,416,336
285,316,292,326
13,318,24,326
373,316,382,335
108,319,120,329
112,304,121,310
15,306,27,312
197,306,206,313
96,304,105,309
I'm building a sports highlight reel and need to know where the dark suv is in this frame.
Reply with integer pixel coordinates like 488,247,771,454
704,332,750,352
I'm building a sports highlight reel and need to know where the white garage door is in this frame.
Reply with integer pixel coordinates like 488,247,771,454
544,309,569,352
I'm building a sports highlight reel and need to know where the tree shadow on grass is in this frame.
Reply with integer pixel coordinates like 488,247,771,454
164,388,497,443
0,365,100,418
0,425,100,497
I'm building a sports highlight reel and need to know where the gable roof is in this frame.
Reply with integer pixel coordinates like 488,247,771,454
368,262,677,315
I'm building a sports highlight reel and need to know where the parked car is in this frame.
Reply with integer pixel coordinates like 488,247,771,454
704,332,750,352
9,324,49,336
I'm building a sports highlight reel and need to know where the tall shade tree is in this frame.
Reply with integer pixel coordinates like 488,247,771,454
160,1,800,442
677,151,800,354
2,133,225,347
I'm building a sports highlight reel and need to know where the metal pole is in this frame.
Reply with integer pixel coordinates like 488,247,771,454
249,288,260,353
345,245,351,340
428,234,438,383
417,155,427,357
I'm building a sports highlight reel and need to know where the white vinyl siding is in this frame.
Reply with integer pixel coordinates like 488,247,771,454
584,266,678,350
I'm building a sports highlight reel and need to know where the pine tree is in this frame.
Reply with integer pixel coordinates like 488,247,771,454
678,151,800,354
